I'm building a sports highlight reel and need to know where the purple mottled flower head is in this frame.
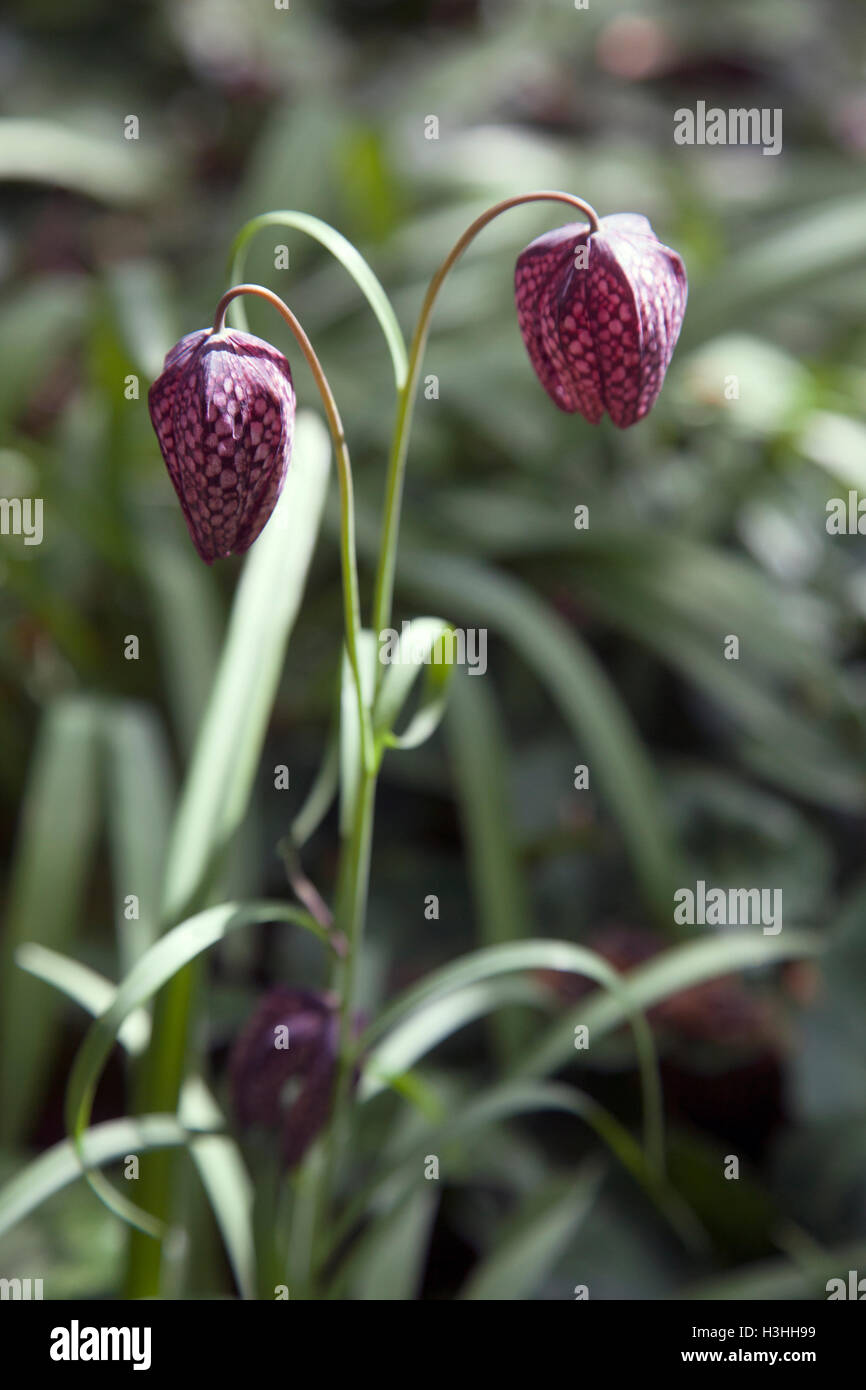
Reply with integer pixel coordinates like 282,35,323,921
148,328,295,562
515,212,687,427
229,987,340,1169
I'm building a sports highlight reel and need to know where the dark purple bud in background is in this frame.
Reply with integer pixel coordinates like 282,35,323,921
148,328,295,562
515,212,687,427
229,987,339,1168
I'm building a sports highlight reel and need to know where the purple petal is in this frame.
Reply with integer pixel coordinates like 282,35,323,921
229,987,340,1169
514,209,687,428
148,328,295,562
515,223,590,411
589,218,687,427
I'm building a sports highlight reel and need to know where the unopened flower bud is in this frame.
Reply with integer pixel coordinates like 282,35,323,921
515,212,687,427
148,328,295,562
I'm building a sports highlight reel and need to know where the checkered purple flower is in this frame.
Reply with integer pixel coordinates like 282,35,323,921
515,213,687,427
229,987,340,1169
148,328,295,562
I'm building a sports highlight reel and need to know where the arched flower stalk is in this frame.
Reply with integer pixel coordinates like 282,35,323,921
137,191,687,1296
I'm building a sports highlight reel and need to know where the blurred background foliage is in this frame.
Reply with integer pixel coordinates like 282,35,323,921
1,0,866,1299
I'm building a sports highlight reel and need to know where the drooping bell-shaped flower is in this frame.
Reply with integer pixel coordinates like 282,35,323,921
229,987,340,1168
148,328,295,562
515,212,687,427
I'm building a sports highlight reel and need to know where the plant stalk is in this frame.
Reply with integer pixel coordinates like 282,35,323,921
371,191,600,639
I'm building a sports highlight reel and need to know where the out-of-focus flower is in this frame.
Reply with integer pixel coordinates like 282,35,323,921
148,328,295,563
229,987,339,1168
595,17,674,81
538,924,788,1157
515,212,687,427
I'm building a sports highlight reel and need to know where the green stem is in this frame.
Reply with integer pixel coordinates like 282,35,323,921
319,767,377,1242
309,192,604,1278
213,284,374,773
125,964,198,1296
371,191,600,640
126,284,374,1299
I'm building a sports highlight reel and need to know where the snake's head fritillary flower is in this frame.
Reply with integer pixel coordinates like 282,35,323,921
148,328,295,563
515,212,687,427
229,987,341,1168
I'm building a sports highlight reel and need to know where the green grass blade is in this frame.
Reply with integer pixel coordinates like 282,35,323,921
401,552,679,920
0,697,102,1146
227,210,408,388
360,938,665,1176
64,900,330,1236
518,929,823,1080
162,410,331,925
0,118,167,204
336,1080,706,1260
332,1187,438,1300
139,531,224,755
14,944,254,1297
361,977,548,1101
374,616,456,751
289,717,340,850
446,671,535,1061
179,1079,256,1301
460,1163,605,1300
103,702,174,975
15,944,151,1055
339,630,378,836
0,1116,201,1241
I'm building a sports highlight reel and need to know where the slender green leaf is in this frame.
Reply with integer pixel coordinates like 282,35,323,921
446,671,535,1060
162,411,331,924
337,1080,705,1259
64,900,330,1235
334,1186,438,1300
518,929,823,1080
460,1163,604,1300
139,531,223,755
227,210,408,388
105,259,177,379
103,702,174,975
179,1079,256,1301
0,118,168,204
0,1116,202,1241
361,976,548,1100
400,553,679,919
15,944,151,1055
15,944,254,1298
0,698,102,1145
289,720,340,849
374,616,456,751
339,631,378,836
360,938,664,1175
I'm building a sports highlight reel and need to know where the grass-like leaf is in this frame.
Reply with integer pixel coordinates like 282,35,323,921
400,552,680,920
373,616,456,752
227,210,408,389
360,938,665,1175
0,697,102,1145
16,943,255,1297
65,900,331,1237
103,702,174,975
518,929,823,1080
162,411,332,924
459,1162,605,1300
0,1116,203,1242
446,671,535,1062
